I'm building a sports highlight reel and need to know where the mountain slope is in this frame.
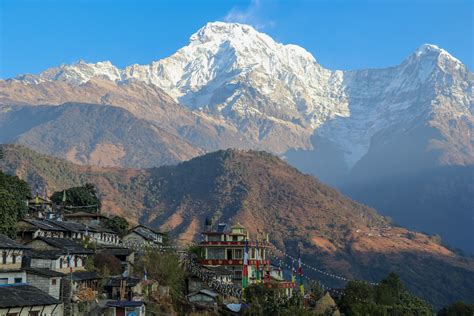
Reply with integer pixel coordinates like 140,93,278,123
0,103,203,167
1,144,473,308
342,165,474,254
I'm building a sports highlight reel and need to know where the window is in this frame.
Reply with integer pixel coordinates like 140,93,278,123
6,313,19,316
52,278,57,285
207,235,221,242
207,248,225,259
14,277,23,283
234,249,243,259
28,311,39,316
227,249,232,260
0,278,8,284
12,254,16,264
2,251,6,264
234,271,242,280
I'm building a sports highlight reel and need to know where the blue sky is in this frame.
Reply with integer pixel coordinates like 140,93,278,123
0,0,472,78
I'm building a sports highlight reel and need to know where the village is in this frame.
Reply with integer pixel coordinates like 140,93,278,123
0,193,337,316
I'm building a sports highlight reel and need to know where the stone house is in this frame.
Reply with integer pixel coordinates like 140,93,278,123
25,267,64,300
0,234,29,285
17,219,67,244
123,225,164,246
26,237,93,273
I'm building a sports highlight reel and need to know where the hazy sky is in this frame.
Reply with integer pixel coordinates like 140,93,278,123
0,0,472,78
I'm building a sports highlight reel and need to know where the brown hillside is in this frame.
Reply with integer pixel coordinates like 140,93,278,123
1,144,473,307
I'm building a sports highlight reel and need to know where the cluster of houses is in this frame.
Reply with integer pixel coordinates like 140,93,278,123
0,196,166,316
0,195,301,315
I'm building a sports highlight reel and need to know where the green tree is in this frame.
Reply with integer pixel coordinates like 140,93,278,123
0,170,30,237
375,272,403,305
135,249,185,302
51,183,101,211
339,280,375,313
339,273,433,316
438,301,474,316
104,216,129,237
0,190,22,238
243,284,310,315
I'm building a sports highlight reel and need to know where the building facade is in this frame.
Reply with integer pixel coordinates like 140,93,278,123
199,223,271,285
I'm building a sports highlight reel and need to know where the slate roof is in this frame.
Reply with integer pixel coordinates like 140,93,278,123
203,266,233,276
71,271,101,281
27,249,63,259
0,284,61,307
64,211,107,219
33,237,94,254
129,225,163,242
187,289,219,299
97,246,133,256
106,300,144,308
0,234,29,250
20,219,67,232
104,276,141,287
24,268,65,278
46,220,85,233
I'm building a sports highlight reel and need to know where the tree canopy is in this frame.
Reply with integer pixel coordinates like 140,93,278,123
0,170,30,237
104,216,129,237
51,183,101,211
438,301,474,316
339,272,434,315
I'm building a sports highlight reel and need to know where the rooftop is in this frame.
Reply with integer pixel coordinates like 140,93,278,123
128,225,163,242
64,211,107,219
19,219,66,232
105,300,144,308
0,234,29,250
187,289,219,298
105,276,141,287
203,266,233,276
31,237,93,254
24,268,65,278
71,271,101,281
0,284,61,308
26,249,63,259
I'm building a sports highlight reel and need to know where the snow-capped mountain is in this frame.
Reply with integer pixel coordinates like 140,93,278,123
4,22,474,178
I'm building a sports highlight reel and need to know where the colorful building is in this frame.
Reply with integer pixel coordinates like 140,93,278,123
199,223,271,285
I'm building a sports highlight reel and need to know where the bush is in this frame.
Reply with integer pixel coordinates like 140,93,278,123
438,301,474,316
93,252,123,276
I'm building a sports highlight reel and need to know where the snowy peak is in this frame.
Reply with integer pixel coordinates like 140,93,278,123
405,43,464,71
15,60,121,85
189,22,262,44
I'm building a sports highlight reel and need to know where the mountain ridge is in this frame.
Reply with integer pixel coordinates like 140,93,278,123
4,22,472,171
0,143,473,308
